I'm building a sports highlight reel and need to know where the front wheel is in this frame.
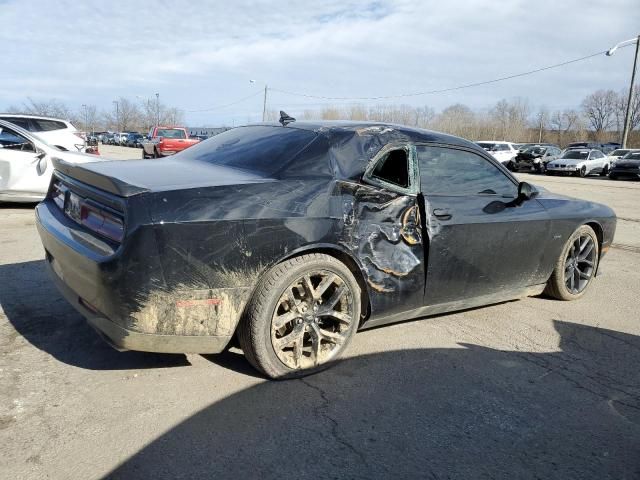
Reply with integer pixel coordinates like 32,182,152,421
238,253,361,379
578,166,587,177
544,225,599,301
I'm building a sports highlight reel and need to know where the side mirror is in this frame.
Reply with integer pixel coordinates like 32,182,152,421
36,151,47,175
517,181,537,201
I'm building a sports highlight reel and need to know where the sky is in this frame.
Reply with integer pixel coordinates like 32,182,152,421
0,0,638,126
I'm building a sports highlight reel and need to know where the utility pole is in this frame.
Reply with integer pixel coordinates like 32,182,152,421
155,93,160,127
622,36,639,148
82,104,88,133
262,84,268,122
538,113,544,143
112,100,119,132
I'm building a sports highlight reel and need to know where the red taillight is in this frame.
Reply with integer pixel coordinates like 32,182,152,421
80,202,124,243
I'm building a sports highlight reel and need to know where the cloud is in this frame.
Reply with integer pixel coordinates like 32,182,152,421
0,0,637,125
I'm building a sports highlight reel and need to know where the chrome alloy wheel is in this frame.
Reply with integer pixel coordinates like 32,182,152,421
270,270,355,369
564,234,596,294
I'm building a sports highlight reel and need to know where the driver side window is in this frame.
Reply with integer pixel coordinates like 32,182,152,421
0,127,35,152
417,146,517,197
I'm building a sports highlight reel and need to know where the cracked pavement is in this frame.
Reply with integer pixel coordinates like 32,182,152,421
1,149,639,479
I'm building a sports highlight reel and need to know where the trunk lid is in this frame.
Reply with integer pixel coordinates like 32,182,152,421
53,157,271,197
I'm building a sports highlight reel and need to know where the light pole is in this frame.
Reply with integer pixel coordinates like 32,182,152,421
155,93,160,127
112,100,119,132
607,35,640,148
250,80,268,122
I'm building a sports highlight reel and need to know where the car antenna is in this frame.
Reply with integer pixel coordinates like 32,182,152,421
279,110,296,126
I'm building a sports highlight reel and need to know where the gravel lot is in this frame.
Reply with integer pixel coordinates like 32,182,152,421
1,145,639,479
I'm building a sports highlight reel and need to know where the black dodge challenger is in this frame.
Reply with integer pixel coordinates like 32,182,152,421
36,120,616,378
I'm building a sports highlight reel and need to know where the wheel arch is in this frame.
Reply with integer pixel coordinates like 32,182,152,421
584,220,604,268
275,243,372,324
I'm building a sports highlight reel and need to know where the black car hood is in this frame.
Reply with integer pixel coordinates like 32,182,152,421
53,157,272,197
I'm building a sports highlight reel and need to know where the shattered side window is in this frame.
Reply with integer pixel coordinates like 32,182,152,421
417,146,517,197
371,149,409,188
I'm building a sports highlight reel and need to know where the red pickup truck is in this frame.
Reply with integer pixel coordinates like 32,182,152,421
141,126,200,158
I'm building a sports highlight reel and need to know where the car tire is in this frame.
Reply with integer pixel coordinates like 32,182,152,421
544,225,599,301
600,165,609,176
578,166,587,177
238,253,361,379
609,173,617,180
153,148,160,158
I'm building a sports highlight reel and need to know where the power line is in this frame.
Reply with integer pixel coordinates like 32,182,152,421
269,46,632,101
185,91,262,112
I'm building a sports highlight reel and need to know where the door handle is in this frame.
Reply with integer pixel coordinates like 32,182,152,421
432,208,452,220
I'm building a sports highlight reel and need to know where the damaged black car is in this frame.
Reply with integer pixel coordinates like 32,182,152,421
35,119,616,378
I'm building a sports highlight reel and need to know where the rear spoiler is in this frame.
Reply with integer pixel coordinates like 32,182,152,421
52,157,149,197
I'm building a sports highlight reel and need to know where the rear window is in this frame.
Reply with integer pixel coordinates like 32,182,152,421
156,128,186,139
623,152,640,160
1,117,31,129
177,126,317,175
32,119,68,131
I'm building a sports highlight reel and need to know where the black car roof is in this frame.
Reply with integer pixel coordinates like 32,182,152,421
245,121,483,180
258,120,478,148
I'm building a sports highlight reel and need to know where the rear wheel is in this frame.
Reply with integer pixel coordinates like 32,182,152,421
544,225,598,301
153,148,160,158
600,165,609,176
238,253,361,379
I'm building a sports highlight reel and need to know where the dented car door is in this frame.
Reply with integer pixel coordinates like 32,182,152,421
341,144,426,320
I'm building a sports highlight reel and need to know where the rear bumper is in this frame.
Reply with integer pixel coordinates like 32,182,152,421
36,200,235,354
44,259,231,354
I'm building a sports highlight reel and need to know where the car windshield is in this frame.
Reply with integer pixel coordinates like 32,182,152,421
562,150,589,159
524,147,546,155
622,152,640,160
610,149,630,156
156,129,186,139
177,125,317,175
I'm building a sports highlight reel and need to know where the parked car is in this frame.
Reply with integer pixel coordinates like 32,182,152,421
0,114,86,153
608,150,640,180
512,145,562,173
126,133,144,148
0,119,101,202
546,149,609,177
475,141,519,168
35,120,616,378
607,148,637,163
141,126,200,158
116,132,129,146
600,142,621,155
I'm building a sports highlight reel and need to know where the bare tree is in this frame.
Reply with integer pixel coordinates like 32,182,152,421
581,90,617,141
7,98,78,124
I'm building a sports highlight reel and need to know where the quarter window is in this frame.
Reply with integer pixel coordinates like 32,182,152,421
417,146,517,197
370,148,409,188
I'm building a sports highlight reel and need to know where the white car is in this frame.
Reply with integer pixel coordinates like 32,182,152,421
0,114,86,153
545,149,609,177
475,141,519,167
0,119,102,202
